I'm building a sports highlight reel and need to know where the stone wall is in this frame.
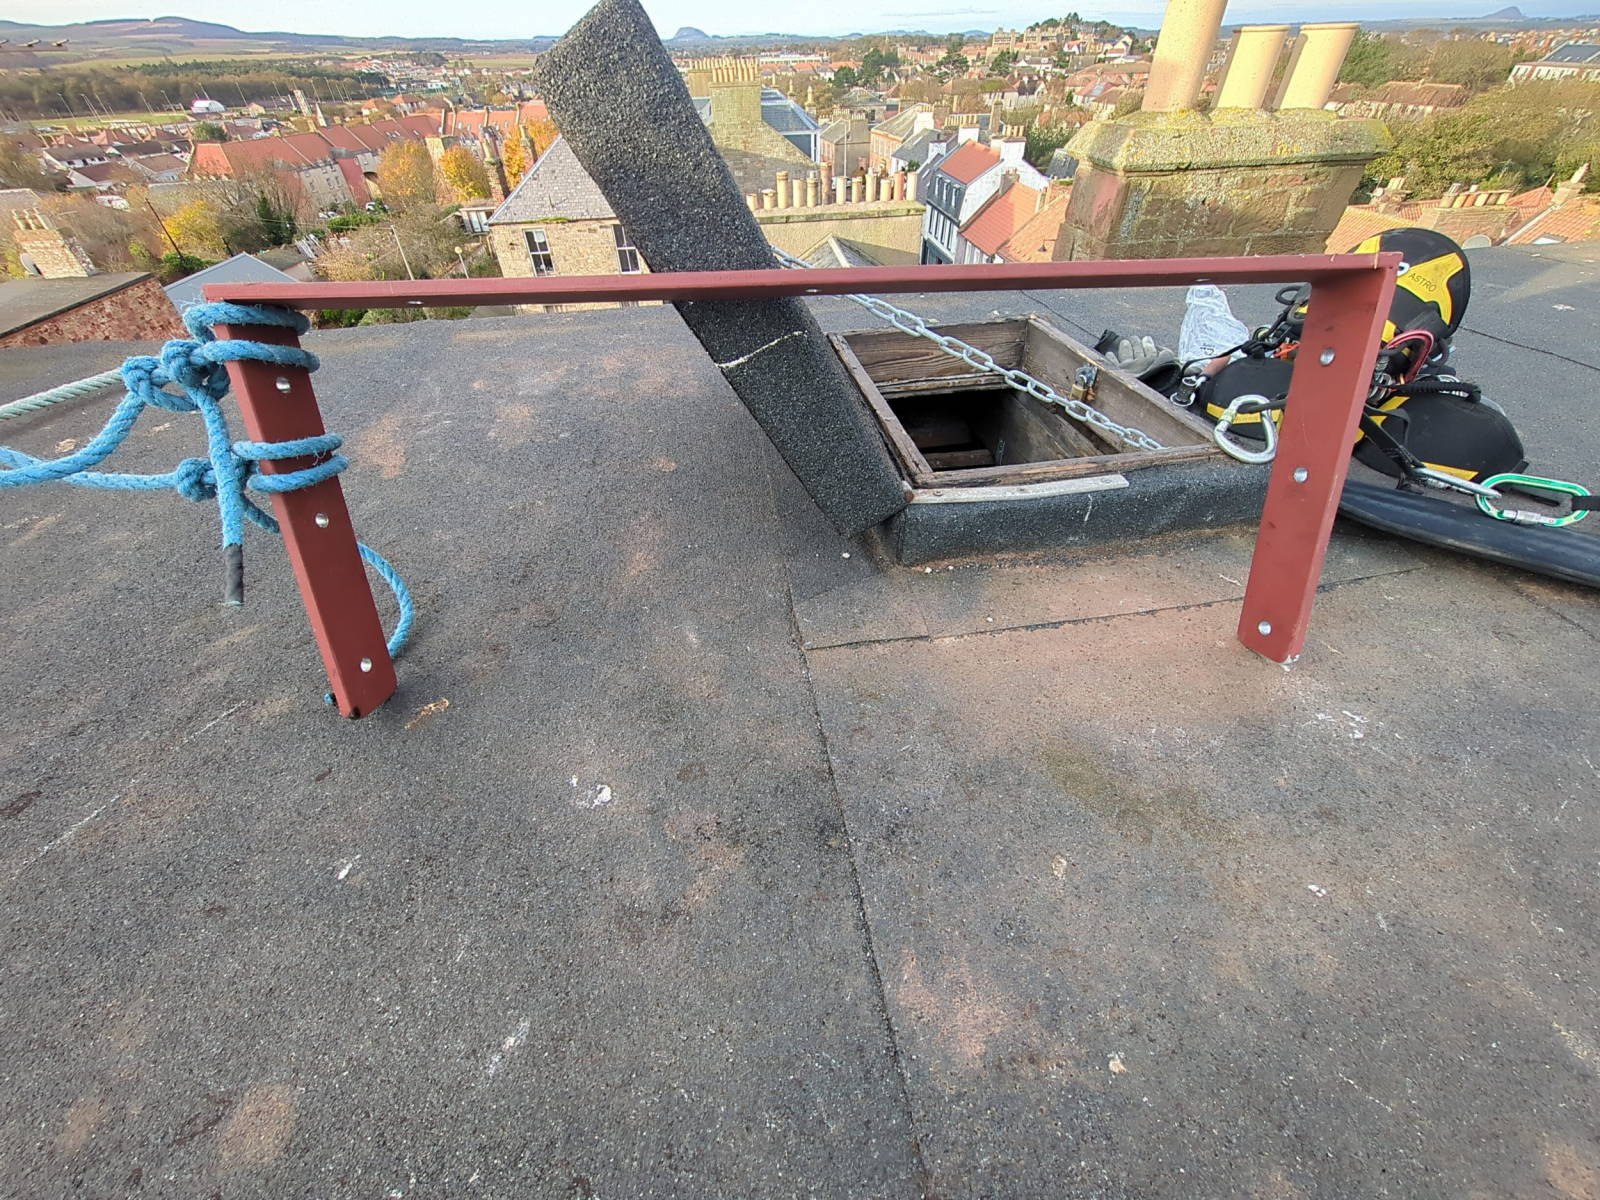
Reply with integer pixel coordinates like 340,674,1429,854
707,80,814,194
488,217,655,312
755,203,926,264
1057,109,1388,260
0,276,185,348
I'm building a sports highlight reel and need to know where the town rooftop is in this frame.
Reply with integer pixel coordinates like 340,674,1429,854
0,242,1597,1194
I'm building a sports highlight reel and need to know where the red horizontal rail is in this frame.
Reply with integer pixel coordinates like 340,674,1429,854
204,253,1401,310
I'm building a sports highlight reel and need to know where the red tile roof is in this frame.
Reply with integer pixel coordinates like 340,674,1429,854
1506,199,1600,245
963,180,1043,256
336,158,372,206
997,184,1072,263
1508,184,1554,211
1325,205,1410,252
936,140,1000,186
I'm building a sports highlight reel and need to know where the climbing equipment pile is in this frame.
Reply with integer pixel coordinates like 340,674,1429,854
1171,228,1592,529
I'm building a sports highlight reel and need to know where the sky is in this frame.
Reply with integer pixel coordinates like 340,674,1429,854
7,0,1598,41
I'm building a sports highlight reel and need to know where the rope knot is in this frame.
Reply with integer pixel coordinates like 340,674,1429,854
172,457,216,502
158,339,220,397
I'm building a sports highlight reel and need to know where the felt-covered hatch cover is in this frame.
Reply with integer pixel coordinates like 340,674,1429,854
534,0,909,535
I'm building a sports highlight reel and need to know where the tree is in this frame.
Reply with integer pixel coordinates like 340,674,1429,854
375,140,437,210
502,130,531,189
990,49,1019,76
1364,79,1600,197
526,118,560,158
832,65,859,92
1428,40,1517,94
859,47,900,85
0,143,54,191
438,145,490,202
315,205,464,284
255,191,298,247
1025,122,1075,170
35,194,160,273
191,121,228,143
167,198,229,258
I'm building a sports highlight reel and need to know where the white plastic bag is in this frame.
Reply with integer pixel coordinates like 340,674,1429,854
1178,284,1251,364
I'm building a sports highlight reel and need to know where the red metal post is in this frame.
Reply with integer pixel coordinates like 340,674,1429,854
1237,268,1398,663
201,253,1400,676
212,319,398,718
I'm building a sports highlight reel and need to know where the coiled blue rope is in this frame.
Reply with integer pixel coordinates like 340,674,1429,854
0,301,413,662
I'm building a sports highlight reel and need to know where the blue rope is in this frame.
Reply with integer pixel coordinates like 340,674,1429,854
0,301,413,663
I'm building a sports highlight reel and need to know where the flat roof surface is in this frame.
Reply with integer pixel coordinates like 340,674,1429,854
0,243,1597,1197
0,271,150,339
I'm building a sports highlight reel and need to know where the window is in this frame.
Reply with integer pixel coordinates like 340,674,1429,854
613,223,641,274
524,228,555,276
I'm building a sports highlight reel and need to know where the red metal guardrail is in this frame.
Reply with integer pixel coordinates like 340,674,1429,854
206,253,1399,717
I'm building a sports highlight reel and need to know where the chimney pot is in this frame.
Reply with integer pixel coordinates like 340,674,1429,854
1215,25,1289,111
1143,0,1229,113
1273,22,1360,111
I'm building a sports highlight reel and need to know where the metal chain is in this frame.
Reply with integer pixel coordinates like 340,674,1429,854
773,250,1165,452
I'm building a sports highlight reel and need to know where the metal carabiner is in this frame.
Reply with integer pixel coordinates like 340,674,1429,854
1474,473,1592,527
1212,395,1278,464
1411,466,1505,500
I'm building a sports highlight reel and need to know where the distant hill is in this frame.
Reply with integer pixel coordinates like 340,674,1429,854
10,7,1582,67
0,15,558,60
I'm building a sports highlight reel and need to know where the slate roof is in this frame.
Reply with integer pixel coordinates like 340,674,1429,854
872,104,931,143
1545,42,1600,64
761,90,820,135
892,128,945,170
800,235,883,268
487,137,615,224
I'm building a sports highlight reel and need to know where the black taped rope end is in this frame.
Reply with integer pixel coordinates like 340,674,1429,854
224,543,244,606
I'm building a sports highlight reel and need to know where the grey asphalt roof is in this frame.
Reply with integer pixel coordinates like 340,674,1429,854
164,253,296,312
486,136,615,225
0,271,152,339
0,242,1597,1197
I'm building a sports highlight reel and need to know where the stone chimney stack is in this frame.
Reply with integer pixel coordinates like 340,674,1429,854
1554,162,1590,206
1215,25,1289,110
481,126,508,203
1142,0,1228,113
1274,23,1360,110
1055,1,1387,259
12,210,97,278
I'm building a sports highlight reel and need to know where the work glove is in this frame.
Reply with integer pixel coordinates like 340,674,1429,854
1103,334,1181,392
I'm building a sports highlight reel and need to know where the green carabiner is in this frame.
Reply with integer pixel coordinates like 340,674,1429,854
1475,473,1592,527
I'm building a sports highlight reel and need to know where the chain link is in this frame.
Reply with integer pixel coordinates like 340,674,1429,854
774,251,1165,453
